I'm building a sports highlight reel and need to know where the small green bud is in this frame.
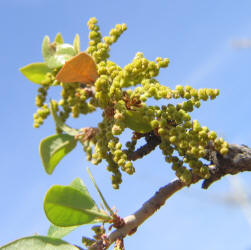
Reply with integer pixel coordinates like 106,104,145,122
192,120,201,132
150,120,159,129
194,101,201,108
169,136,176,143
89,31,98,39
176,85,184,95
184,92,192,99
220,147,228,155
125,161,133,169
214,89,220,96
88,17,98,25
115,142,122,149
185,85,192,91
118,159,125,166
190,89,198,98
208,131,217,140
158,128,167,136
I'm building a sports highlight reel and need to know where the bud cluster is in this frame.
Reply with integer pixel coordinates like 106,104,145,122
32,17,228,188
33,84,50,128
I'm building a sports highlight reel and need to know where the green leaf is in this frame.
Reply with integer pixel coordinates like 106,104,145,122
46,44,76,69
39,134,77,174
42,35,77,69
47,178,100,238
19,63,53,84
0,235,79,250
44,179,112,227
124,110,152,133
48,224,77,239
73,34,81,54
42,36,56,62
56,44,76,56
46,56,66,69
50,100,81,136
54,33,64,44
87,168,113,216
70,177,93,195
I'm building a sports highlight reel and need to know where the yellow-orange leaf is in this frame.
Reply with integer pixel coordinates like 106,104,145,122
56,52,98,85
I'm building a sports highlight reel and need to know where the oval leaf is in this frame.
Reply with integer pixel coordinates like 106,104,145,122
42,36,56,62
56,44,76,56
39,134,77,174
44,184,111,227
47,178,101,238
0,235,79,250
48,224,77,239
42,35,77,69
46,55,70,69
19,63,53,84
46,44,77,69
70,177,93,195
55,52,98,84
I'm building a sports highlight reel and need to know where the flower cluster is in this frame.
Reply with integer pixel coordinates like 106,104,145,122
31,17,228,188
33,84,50,128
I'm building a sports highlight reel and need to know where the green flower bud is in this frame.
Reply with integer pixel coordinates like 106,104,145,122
169,136,176,143
157,128,166,136
184,92,192,99
194,101,201,108
220,147,228,155
190,89,198,98
214,89,220,96
33,123,40,128
192,120,201,132
118,159,125,166
88,17,98,25
115,142,122,150
89,31,99,40
150,120,159,129
176,85,184,95
208,131,217,140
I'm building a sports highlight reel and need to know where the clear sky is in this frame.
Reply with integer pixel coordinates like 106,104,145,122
1,0,251,249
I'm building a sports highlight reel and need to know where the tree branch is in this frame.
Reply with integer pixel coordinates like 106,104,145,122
107,175,199,245
100,143,251,248
202,143,251,188
127,132,161,161
89,143,251,249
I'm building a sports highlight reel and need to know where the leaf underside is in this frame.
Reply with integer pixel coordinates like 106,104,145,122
0,235,79,250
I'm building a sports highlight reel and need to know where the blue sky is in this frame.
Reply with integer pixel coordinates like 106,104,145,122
1,0,251,249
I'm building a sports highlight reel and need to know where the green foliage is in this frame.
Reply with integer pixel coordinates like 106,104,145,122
44,178,112,226
42,35,77,69
19,63,53,84
0,236,79,250
47,224,77,239
39,134,77,174
54,33,64,45
5,16,231,250
20,17,229,188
